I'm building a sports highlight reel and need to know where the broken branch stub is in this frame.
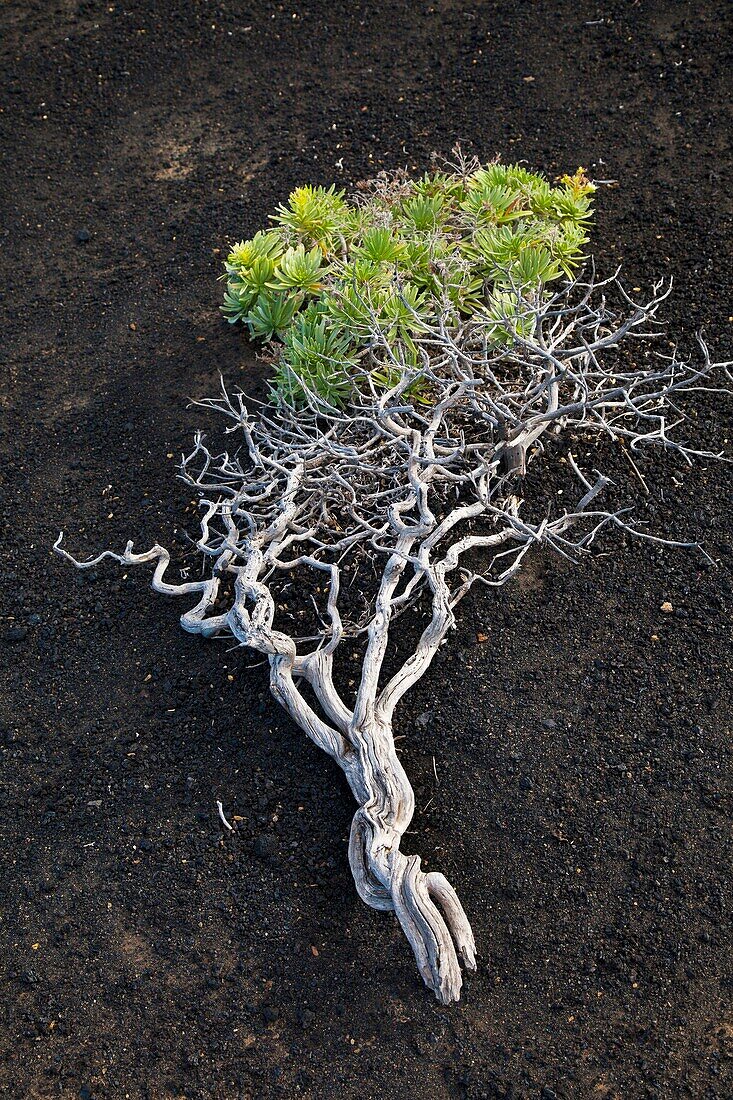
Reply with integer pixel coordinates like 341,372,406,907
55,273,730,1003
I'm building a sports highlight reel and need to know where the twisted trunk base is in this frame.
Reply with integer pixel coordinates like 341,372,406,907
349,810,476,1003
264,642,476,1002
334,713,475,1003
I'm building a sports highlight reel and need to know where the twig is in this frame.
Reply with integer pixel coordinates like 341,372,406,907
216,800,234,832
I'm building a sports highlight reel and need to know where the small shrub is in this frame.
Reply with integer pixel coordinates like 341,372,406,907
58,155,728,1005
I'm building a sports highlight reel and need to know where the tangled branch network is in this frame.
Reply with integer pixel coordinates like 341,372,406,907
56,272,730,1003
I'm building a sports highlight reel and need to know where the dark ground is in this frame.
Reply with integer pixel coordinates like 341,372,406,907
1,1,732,1097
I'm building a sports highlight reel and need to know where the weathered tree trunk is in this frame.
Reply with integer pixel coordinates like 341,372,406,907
263,582,476,1003
345,713,476,1003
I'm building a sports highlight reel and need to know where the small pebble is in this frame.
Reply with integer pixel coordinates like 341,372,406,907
252,834,277,860
75,229,91,243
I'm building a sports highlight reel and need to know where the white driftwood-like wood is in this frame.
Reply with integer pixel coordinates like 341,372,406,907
55,273,729,1003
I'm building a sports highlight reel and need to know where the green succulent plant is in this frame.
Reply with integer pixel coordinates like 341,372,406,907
551,222,590,276
221,284,252,324
399,194,447,232
272,184,348,251
222,159,596,405
246,292,300,341
353,227,406,265
411,170,467,202
269,244,325,294
338,258,394,287
220,252,279,321
379,283,429,355
272,313,357,406
460,183,528,226
225,230,284,274
483,288,538,345
324,281,388,337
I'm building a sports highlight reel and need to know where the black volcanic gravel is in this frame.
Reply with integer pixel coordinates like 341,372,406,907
1,2,732,1098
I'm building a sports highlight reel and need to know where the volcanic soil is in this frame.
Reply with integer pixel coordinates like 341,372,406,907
1,1,731,1098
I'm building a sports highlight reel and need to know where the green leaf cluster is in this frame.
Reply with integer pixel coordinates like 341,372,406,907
221,160,596,405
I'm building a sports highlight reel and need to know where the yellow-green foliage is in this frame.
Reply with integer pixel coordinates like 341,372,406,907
222,162,595,405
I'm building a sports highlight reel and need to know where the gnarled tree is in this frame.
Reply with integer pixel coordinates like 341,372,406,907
56,160,729,1003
